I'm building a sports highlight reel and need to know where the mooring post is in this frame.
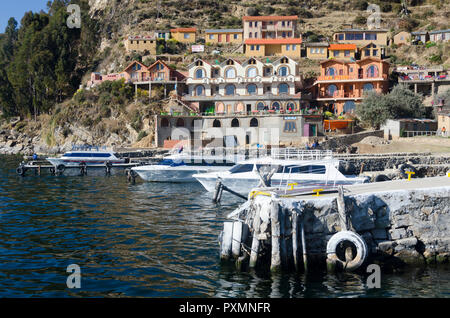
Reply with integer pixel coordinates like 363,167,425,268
270,195,281,272
279,208,288,269
220,221,233,261
231,221,243,259
213,180,222,203
300,220,308,273
337,186,349,231
249,206,262,269
292,211,299,271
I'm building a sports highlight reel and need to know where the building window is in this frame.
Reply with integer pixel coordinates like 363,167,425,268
271,102,281,110
195,85,205,96
284,121,297,133
213,119,221,127
282,32,286,38
286,44,290,51
184,33,190,39
363,83,374,91
176,118,185,127
225,84,236,96
278,83,289,94
365,49,371,56
333,50,339,57
249,22,252,27
366,65,379,78
209,34,214,40
231,118,240,127
257,102,266,110
256,45,260,50
161,118,169,127
251,45,255,50
344,50,350,57
249,32,252,38
195,68,204,79
250,118,259,127
225,67,236,78
326,67,336,76
234,34,238,40
327,84,338,96
247,84,257,95
310,48,314,54
373,49,378,56
255,33,258,38
292,44,296,50
338,34,344,41
343,101,356,114
286,102,296,111
278,66,289,76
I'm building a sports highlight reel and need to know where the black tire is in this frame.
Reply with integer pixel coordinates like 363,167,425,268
398,163,417,179
374,174,391,182
57,164,66,172
16,167,24,176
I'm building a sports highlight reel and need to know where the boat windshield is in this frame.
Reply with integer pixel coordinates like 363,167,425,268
283,164,326,174
229,164,254,174
62,153,112,158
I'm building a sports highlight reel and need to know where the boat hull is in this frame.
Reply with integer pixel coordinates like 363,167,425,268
196,175,366,195
132,166,230,183
46,158,125,167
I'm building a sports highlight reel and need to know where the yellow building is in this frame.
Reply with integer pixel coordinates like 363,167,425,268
393,31,411,46
359,42,382,59
124,36,157,54
245,38,302,58
333,28,389,47
205,29,243,44
305,42,329,60
170,28,197,43
328,44,357,61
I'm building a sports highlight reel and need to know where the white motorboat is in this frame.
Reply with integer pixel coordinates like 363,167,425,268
193,150,370,195
131,152,245,183
46,146,125,168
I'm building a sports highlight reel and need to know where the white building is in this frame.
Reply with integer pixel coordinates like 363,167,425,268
183,56,306,114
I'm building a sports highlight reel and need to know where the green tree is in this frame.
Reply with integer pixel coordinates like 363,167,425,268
356,85,425,128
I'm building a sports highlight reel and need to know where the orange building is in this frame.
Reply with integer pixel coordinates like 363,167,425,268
244,38,302,58
328,44,357,61
170,28,197,43
313,57,390,115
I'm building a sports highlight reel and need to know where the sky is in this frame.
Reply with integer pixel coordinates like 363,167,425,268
0,0,50,32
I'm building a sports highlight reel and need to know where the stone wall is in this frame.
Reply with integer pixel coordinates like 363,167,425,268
320,130,384,152
245,185,450,271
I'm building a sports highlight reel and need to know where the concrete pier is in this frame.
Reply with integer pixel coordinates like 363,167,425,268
222,176,450,272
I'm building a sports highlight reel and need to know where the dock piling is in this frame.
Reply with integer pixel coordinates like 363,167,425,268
270,196,281,272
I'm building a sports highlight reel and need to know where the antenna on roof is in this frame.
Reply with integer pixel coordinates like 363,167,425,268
156,0,161,20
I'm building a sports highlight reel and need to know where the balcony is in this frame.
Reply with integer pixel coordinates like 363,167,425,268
317,91,363,100
183,92,302,102
316,74,388,83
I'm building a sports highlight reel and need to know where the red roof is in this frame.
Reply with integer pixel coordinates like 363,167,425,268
245,38,302,45
329,44,357,50
243,15,298,21
170,28,197,33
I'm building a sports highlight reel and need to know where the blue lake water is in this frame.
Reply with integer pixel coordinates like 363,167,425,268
0,155,449,298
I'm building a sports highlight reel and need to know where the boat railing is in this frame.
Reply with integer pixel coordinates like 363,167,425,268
71,145,109,152
271,148,333,161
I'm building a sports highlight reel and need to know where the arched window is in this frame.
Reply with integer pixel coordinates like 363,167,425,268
247,84,257,95
161,118,169,127
257,102,265,111
213,119,221,127
195,68,204,79
327,84,338,96
278,83,289,94
247,67,257,78
271,102,281,111
326,67,336,76
176,118,185,127
366,65,379,78
195,60,203,66
278,66,289,76
343,101,356,113
250,118,259,127
231,118,240,127
281,57,289,64
216,102,225,113
225,67,236,79
286,102,296,111
225,84,236,96
195,85,205,96
363,83,374,91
